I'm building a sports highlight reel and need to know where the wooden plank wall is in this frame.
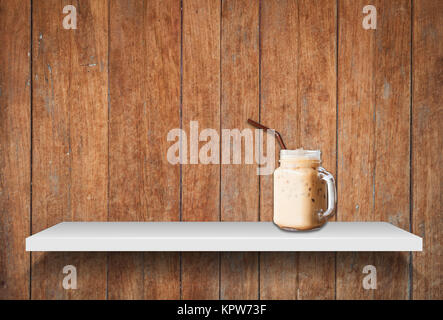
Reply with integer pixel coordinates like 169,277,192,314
337,0,411,300
0,0,31,300
31,0,108,299
0,0,441,300
220,0,259,300
181,0,220,299
412,0,442,300
108,0,181,299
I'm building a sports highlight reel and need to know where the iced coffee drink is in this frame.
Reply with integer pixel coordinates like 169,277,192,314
274,149,336,231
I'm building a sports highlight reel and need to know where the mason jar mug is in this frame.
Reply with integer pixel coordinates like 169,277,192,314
273,149,336,231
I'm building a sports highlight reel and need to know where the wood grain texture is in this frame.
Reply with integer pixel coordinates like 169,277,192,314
0,0,31,300
108,0,181,299
181,0,221,299
108,0,144,299
260,0,298,300
337,0,376,300
143,0,181,300
220,0,259,300
1,0,440,301
144,252,180,300
296,0,336,300
337,0,412,300
32,0,108,299
373,0,411,300
412,0,442,300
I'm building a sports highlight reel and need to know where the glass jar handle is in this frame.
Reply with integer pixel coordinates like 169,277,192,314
318,167,336,220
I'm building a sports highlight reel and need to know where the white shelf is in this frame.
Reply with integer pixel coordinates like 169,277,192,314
26,222,422,252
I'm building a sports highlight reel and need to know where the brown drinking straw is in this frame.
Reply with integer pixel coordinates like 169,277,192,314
247,119,287,150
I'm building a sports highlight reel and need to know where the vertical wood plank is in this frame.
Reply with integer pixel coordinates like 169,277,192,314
337,0,412,300
108,0,181,299
0,0,31,300
143,0,181,300
182,0,220,299
297,0,336,300
220,0,259,300
260,0,298,299
337,0,376,300
108,0,144,299
412,0,443,300
32,0,108,299
373,0,411,300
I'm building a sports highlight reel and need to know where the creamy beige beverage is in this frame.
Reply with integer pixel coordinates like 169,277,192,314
274,149,336,231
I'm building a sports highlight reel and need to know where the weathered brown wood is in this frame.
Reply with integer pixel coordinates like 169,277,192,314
108,0,181,299
32,0,108,299
260,0,298,299
220,0,259,300
412,0,442,300
181,0,221,299
144,252,180,300
143,0,181,300
373,0,411,300
336,0,376,300
0,0,438,301
337,0,412,300
0,0,31,300
296,0,337,300
108,0,144,300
